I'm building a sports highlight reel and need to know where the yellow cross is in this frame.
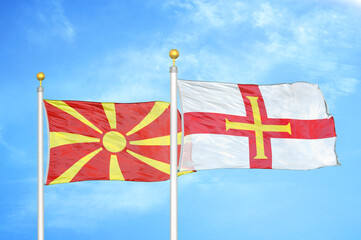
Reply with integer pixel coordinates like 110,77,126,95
226,96,291,159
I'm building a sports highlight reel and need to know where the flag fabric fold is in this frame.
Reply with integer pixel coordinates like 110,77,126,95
177,79,338,171
44,100,182,184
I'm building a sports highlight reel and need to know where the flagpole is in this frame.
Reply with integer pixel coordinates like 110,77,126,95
37,72,45,240
169,49,179,240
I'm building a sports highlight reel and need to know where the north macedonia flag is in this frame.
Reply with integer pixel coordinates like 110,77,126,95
44,100,183,185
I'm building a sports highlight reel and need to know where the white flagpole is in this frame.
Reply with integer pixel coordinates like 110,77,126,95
169,49,179,240
37,72,45,240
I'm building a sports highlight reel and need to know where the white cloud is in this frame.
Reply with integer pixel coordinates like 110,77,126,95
42,45,175,104
90,47,172,103
332,0,361,7
320,77,359,108
253,2,283,28
29,0,75,43
9,181,169,230
165,0,246,28
338,78,359,93
179,170,295,220
54,1,359,106
5,174,196,231
247,3,361,105
161,1,359,92
0,127,26,161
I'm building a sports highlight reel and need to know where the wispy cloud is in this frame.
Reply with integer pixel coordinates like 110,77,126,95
5,181,169,231
321,77,359,107
338,78,358,93
165,0,245,28
50,46,174,104
44,181,169,229
95,48,172,103
0,127,26,161
178,170,295,223
49,0,359,107
28,0,75,43
162,1,360,98
331,0,361,8
253,2,285,28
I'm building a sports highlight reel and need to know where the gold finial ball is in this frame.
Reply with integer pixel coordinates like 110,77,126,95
36,72,45,81
169,49,179,60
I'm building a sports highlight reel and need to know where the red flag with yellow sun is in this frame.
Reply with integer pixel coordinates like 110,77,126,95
44,100,184,185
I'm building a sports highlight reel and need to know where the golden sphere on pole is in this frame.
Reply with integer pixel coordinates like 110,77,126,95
169,49,179,66
169,49,179,60
37,72,45,81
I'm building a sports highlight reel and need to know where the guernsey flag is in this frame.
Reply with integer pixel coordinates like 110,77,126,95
44,100,182,185
178,80,339,171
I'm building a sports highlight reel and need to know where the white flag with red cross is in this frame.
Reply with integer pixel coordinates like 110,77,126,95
178,79,339,171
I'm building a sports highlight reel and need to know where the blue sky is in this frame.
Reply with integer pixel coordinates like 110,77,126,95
1,0,361,239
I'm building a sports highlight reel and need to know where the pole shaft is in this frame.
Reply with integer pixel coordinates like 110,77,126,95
170,66,178,240
37,86,44,240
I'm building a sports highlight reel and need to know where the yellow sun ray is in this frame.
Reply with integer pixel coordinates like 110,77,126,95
126,150,194,177
102,103,117,129
126,150,170,174
129,132,182,146
178,170,194,176
126,102,169,136
50,132,100,148
109,155,125,180
45,100,103,134
49,148,103,185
